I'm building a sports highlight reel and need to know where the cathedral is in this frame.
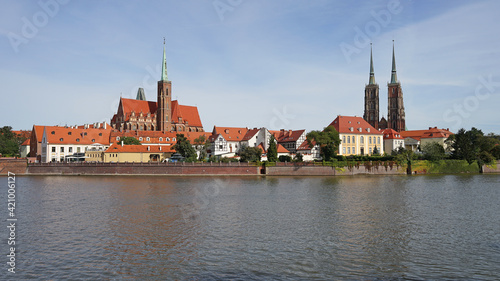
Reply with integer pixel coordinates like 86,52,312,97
363,42,406,132
111,42,204,133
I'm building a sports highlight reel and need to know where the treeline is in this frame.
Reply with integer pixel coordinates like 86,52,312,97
0,126,27,157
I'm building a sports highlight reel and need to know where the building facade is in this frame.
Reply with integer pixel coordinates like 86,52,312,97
329,115,384,156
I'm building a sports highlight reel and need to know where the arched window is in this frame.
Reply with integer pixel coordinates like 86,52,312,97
343,136,346,143
159,137,163,142
369,137,372,144
360,136,364,143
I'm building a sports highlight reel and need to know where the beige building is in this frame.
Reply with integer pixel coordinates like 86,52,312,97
87,144,175,163
329,115,384,156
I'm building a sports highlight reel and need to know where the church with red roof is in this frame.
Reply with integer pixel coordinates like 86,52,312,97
111,42,204,133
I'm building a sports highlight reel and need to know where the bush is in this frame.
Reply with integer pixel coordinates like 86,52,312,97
278,155,292,162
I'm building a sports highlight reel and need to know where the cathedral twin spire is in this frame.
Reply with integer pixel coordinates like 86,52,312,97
161,38,168,82
368,41,398,85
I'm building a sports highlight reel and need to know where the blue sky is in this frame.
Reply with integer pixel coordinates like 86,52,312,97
1,0,499,134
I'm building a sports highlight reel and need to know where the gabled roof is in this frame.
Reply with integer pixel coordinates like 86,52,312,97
171,100,203,128
242,128,260,141
328,115,382,135
32,125,45,143
275,129,305,143
277,144,290,153
257,142,266,154
21,139,30,146
212,126,248,141
110,131,210,145
43,126,111,145
381,129,404,140
400,127,454,140
121,98,157,118
297,139,316,151
105,144,175,153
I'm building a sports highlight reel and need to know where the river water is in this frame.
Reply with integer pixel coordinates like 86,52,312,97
1,174,500,280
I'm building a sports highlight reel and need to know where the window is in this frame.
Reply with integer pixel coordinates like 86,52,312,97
60,138,63,141
84,132,87,136
68,132,72,135
369,147,372,154
353,137,355,144
60,147,64,153
92,139,95,142
369,137,372,144
378,137,380,144
52,147,56,152
139,137,143,141
76,138,80,142
159,137,163,142
146,137,150,141
342,147,346,154
77,147,81,153
173,138,176,142
347,136,350,143
51,131,55,134
99,133,102,136
347,147,351,154
343,136,346,143
361,136,364,143
116,136,120,141
69,147,73,153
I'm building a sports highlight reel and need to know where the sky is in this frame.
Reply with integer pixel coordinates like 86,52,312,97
1,0,499,134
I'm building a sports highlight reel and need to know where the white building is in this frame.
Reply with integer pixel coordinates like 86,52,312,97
381,129,405,154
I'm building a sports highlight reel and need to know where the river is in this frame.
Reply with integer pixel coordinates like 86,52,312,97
2,174,500,280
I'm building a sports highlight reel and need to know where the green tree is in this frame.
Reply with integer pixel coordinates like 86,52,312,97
278,155,292,162
421,142,446,161
0,126,23,157
306,125,341,161
120,137,142,145
448,127,497,171
193,135,210,161
239,146,262,162
173,134,197,161
267,135,278,162
372,146,380,155
295,153,303,162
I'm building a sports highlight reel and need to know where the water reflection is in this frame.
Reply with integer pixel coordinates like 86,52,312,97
3,174,500,280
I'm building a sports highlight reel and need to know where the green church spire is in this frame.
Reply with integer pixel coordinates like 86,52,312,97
161,38,168,82
390,40,398,84
369,43,376,85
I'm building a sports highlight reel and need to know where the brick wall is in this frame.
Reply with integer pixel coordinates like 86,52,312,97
0,159,27,175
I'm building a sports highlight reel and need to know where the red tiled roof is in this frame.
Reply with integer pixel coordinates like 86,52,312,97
172,100,203,128
44,126,111,145
105,144,175,153
257,143,266,154
110,131,210,145
400,127,454,140
32,126,45,143
121,98,157,120
328,115,382,135
21,139,30,146
242,128,260,141
381,129,404,140
212,126,248,141
277,143,290,153
276,129,305,143
297,139,316,151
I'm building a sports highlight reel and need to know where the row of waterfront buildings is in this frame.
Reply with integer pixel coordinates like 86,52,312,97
19,42,454,163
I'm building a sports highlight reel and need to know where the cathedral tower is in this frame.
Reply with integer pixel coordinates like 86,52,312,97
363,44,380,129
157,40,172,132
387,41,405,132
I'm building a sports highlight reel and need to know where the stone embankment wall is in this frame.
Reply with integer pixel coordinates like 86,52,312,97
265,163,405,176
27,162,259,175
0,159,27,175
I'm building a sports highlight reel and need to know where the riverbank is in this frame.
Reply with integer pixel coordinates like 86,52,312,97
1,159,499,176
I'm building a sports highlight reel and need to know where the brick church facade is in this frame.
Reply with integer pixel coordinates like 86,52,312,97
363,42,406,132
111,42,204,133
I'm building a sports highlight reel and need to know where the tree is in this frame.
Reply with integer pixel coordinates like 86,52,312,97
239,146,261,162
278,155,292,162
173,134,197,162
448,127,498,171
0,126,24,157
120,137,141,145
421,142,446,161
295,153,303,162
193,135,210,161
372,146,380,155
267,135,278,162
306,125,341,161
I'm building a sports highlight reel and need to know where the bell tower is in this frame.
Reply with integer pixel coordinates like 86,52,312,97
363,44,380,129
157,39,172,132
387,41,405,132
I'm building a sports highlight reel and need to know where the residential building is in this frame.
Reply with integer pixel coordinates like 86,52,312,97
94,143,175,163
40,125,111,163
296,140,321,161
400,127,454,150
209,126,248,157
329,115,384,156
272,129,306,154
381,129,404,154
20,139,30,158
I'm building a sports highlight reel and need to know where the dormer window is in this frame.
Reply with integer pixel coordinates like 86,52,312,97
84,132,87,136
76,138,80,142
367,128,370,132
59,138,63,141
173,138,176,142
349,127,353,132
68,132,72,135
139,137,143,141
51,131,55,134
99,133,102,136
92,139,95,142
116,136,120,141
146,137,150,141
166,137,170,141
159,137,163,142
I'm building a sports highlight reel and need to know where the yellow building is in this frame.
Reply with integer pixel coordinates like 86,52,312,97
86,144,175,163
329,115,384,156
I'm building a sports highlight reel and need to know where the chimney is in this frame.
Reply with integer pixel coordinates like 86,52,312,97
104,123,107,129
121,141,123,147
